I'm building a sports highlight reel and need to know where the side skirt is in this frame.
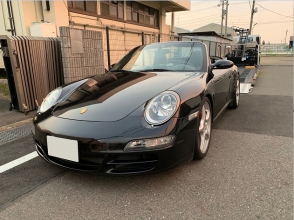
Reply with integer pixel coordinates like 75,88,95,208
213,99,232,124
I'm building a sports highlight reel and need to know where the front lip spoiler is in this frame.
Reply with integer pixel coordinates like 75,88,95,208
34,141,157,175
35,142,101,173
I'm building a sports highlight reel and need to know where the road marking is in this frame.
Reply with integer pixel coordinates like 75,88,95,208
0,118,32,133
0,151,38,173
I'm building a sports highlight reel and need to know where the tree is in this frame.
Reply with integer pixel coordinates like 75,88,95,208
262,40,265,45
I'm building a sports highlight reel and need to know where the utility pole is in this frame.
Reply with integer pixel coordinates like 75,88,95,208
249,0,256,34
284,29,288,45
220,0,224,37
224,0,228,38
171,12,175,41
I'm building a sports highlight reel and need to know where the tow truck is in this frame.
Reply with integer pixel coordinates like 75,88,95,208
225,28,261,93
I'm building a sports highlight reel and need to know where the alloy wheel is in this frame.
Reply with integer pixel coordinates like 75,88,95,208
198,101,212,154
236,78,240,105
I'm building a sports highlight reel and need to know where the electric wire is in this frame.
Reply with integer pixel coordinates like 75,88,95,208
256,3,293,18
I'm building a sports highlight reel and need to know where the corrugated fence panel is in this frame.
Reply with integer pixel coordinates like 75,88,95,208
2,36,64,113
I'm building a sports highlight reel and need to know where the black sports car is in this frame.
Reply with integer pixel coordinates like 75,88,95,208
32,41,240,175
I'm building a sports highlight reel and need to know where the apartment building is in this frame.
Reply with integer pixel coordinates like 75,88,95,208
0,0,191,74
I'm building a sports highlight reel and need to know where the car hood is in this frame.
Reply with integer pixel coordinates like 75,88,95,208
53,71,196,122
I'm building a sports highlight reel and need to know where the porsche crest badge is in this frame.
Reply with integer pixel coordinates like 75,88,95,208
80,107,88,114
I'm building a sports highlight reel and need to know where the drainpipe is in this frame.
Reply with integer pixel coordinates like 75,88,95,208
224,0,228,38
6,0,16,36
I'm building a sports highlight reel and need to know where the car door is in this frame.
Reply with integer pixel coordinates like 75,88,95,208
212,68,231,115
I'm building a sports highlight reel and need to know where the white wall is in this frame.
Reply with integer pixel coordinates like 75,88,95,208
21,1,43,36
0,51,4,70
43,1,69,36
0,1,11,36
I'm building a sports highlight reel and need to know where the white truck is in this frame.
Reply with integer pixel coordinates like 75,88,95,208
226,28,261,66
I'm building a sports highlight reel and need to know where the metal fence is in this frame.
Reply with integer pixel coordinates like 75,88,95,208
260,44,293,55
67,23,234,70
100,27,232,67
0,36,63,113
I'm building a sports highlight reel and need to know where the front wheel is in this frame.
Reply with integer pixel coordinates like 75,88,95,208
193,97,212,160
229,75,240,109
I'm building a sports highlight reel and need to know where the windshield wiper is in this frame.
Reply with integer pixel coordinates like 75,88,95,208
110,69,134,73
138,69,172,72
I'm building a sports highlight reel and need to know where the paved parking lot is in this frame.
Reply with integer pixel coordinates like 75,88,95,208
0,57,292,219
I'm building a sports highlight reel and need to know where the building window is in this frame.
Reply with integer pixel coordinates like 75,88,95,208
126,2,159,27
67,1,97,14
101,1,124,19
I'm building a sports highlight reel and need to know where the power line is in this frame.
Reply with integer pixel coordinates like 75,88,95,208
176,14,221,26
185,14,222,24
187,5,219,13
233,20,292,25
229,2,248,5
183,19,224,30
257,20,293,25
191,0,214,6
256,3,293,18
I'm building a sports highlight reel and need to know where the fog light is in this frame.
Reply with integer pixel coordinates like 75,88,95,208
124,135,175,151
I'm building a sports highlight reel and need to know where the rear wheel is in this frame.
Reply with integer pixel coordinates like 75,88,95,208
229,75,240,109
193,97,212,160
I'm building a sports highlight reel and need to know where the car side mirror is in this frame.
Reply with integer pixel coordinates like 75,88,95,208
110,63,116,70
207,65,214,83
106,63,116,72
212,60,234,69
210,56,222,64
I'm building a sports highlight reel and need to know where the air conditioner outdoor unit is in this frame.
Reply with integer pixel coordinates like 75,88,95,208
30,22,57,37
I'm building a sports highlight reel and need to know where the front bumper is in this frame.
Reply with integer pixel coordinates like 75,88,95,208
33,116,196,175
34,138,192,175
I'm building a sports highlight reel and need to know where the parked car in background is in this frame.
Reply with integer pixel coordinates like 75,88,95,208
32,41,240,175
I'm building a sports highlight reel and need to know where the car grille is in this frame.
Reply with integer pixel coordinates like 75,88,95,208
106,154,158,174
34,139,158,174
35,140,103,171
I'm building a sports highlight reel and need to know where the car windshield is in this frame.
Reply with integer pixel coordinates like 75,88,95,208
111,41,207,72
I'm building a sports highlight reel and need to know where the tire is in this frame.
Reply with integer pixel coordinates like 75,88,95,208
193,97,212,160
229,75,240,109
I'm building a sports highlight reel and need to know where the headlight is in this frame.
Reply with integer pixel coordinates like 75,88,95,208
39,87,62,113
124,135,175,151
144,91,180,125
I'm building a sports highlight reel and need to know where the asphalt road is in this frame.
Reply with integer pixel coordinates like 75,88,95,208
0,98,35,127
0,57,292,220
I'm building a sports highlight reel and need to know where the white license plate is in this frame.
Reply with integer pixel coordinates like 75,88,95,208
47,136,79,162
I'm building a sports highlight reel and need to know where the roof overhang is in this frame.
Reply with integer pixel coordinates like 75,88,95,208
160,0,191,12
178,31,232,41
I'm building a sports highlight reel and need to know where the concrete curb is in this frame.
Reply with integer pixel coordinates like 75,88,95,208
0,118,32,133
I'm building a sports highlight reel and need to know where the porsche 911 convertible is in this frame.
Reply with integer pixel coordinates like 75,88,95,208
32,41,240,175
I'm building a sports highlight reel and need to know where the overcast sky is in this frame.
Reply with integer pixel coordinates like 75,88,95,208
166,0,293,44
